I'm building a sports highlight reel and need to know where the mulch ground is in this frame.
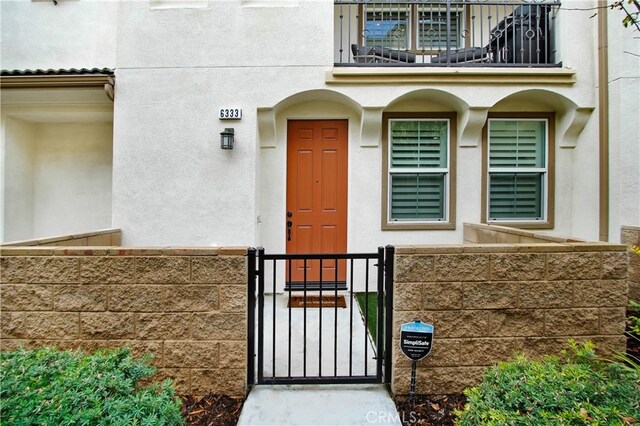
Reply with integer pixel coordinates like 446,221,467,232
181,393,244,426
394,393,467,426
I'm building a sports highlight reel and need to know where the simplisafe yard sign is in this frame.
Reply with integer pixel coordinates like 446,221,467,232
400,321,434,361
401,320,434,403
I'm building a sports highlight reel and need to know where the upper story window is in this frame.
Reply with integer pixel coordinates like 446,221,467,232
363,3,462,52
364,5,410,50
483,114,555,228
417,5,462,51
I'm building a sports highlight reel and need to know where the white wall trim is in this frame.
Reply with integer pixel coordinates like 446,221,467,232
360,106,384,147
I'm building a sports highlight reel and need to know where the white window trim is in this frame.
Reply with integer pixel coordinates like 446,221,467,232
486,118,549,223
387,118,450,224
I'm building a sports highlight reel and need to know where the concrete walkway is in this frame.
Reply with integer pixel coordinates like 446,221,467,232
238,384,402,425
240,294,400,425
261,294,377,378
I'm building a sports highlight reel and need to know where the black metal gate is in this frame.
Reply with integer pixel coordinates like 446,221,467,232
247,246,394,386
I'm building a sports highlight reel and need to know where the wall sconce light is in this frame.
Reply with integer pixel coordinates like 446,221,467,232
220,128,235,150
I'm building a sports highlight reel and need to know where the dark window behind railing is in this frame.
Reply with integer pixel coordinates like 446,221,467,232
334,0,560,67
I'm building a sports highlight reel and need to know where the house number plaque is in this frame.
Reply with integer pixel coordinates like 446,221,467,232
218,108,242,120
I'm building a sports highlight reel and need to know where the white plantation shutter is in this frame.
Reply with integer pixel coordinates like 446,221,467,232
389,120,448,221
489,173,542,219
391,173,445,219
488,120,547,221
489,121,545,168
390,121,447,168
418,8,462,50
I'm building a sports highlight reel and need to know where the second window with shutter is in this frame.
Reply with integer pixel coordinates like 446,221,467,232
486,118,549,223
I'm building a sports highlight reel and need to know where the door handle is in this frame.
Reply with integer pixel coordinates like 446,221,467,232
287,220,293,241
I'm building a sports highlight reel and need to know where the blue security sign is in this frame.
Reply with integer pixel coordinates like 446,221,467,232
400,321,434,361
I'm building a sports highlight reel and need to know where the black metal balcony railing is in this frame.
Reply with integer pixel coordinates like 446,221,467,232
334,0,560,67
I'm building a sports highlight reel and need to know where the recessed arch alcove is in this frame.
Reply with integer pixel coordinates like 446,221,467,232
257,89,364,255
491,89,594,148
258,89,362,148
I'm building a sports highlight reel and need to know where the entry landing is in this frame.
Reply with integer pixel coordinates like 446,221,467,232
238,384,402,425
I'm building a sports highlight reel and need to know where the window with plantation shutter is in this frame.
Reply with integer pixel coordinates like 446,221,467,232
417,6,462,50
388,119,449,222
487,119,547,221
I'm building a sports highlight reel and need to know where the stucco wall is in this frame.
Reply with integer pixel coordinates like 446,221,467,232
108,0,602,248
622,226,640,302
33,122,113,237
608,9,640,242
392,241,629,394
0,246,248,397
2,0,610,248
2,117,36,242
1,118,113,243
0,0,118,70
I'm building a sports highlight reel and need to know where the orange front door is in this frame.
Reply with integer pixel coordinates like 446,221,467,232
286,120,348,284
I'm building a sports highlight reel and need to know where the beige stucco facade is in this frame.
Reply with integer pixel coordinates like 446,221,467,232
0,0,638,248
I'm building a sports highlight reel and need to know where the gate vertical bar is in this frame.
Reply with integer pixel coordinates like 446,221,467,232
384,245,394,385
348,258,354,377
303,258,308,377
319,258,323,377
288,259,292,378
376,246,384,381
334,260,339,377
247,247,256,387
364,258,369,375
257,247,265,384
272,259,277,379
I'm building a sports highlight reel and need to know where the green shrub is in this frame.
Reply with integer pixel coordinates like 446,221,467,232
0,346,184,426
456,341,640,425
629,300,640,337
615,300,640,373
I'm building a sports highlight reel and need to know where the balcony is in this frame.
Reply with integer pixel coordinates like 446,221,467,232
334,0,561,67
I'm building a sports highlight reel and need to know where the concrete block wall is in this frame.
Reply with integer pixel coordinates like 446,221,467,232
1,229,121,247
621,226,640,302
392,242,629,395
0,246,247,397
